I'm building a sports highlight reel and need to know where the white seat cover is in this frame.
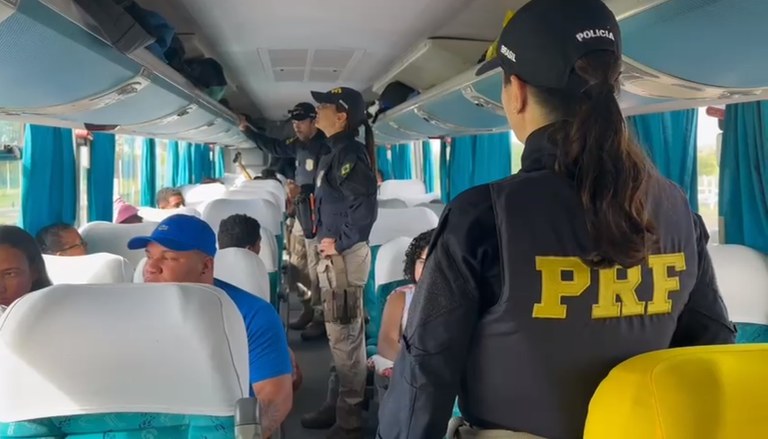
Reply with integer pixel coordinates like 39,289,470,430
379,180,426,199
137,206,201,223
227,188,285,213
0,283,248,422
201,198,282,239
374,237,412,289
370,207,439,246
259,233,278,273
43,253,133,284
134,257,147,283
215,248,270,302
708,244,768,325
417,202,445,217
80,222,158,269
184,183,228,205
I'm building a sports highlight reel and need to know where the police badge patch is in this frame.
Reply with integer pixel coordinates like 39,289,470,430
341,163,352,178
305,159,314,171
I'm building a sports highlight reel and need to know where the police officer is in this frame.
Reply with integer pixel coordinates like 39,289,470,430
301,86,377,439
377,1,736,438
239,102,330,341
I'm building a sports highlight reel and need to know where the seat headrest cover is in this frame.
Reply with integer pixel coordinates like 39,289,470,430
707,244,768,324
374,237,412,287
80,222,158,269
215,247,270,302
370,207,438,246
43,253,133,284
0,283,249,422
584,344,768,439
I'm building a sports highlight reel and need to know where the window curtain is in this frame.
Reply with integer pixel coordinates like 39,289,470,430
197,144,213,181
448,136,475,200
140,138,156,207
376,145,393,180
164,140,180,188
719,101,768,253
628,109,699,211
87,133,116,222
473,132,512,186
20,125,77,235
390,143,414,180
440,139,451,204
422,141,436,193
214,146,226,178
177,141,193,186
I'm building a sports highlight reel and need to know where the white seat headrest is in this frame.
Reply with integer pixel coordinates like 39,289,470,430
215,248,270,302
370,207,439,246
378,198,408,209
43,253,133,284
708,244,768,325
79,222,158,269
183,183,228,204
379,180,426,199
0,283,249,422
259,233,279,273
201,198,282,238
227,188,285,213
137,206,201,223
133,257,147,283
375,237,412,287
417,202,445,217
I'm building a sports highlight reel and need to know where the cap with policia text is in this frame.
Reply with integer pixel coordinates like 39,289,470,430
476,0,621,92
311,87,366,127
127,214,217,258
289,102,317,121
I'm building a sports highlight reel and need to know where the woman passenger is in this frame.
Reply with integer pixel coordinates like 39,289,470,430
0,226,52,312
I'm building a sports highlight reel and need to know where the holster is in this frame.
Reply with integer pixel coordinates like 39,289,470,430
295,190,316,239
318,255,362,324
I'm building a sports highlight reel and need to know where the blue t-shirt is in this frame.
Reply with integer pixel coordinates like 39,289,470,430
214,279,292,393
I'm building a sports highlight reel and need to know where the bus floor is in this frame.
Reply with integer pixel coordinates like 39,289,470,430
283,303,380,439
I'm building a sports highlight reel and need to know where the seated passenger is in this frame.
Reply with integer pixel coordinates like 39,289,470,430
370,230,434,398
0,225,52,312
155,187,185,209
114,197,143,224
128,215,292,437
36,223,87,256
217,213,304,392
218,213,262,256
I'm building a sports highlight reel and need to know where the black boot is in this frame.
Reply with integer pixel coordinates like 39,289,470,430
325,403,364,439
301,321,327,341
289,307,314,330
301,403,336,430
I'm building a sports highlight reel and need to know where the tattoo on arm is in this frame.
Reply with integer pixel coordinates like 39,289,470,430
259,400,283,438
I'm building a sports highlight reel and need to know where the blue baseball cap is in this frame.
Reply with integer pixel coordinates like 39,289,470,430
127,214,217,257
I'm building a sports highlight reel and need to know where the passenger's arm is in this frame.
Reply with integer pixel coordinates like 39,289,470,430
246,304,294,437
670,213,737,347
377,290,406,362
378,201,490,439
241,126,297,158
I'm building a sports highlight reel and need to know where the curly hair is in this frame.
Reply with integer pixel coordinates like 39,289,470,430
403,228,435,282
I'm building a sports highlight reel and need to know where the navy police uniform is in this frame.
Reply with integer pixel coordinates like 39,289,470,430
377,1,736,438
310,87,378,434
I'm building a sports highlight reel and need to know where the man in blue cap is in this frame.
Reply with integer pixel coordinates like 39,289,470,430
128,214,293,437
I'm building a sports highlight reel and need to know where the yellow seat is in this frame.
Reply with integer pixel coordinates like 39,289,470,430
584,344,768,439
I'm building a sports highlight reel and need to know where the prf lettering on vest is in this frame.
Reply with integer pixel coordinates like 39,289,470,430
532,254,686,319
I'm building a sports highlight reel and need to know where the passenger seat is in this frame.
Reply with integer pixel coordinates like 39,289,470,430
43,253,133,284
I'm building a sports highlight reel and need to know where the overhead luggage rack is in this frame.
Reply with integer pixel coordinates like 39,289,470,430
0,0,253,148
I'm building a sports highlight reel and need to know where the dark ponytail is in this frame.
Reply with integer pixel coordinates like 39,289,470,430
527,51,658,268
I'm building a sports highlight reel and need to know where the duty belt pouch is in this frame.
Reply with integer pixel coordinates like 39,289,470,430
295,194,316,239
318,256,361,324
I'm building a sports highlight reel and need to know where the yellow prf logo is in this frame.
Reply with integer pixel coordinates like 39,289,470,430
340,162,352,177
330,88,343,94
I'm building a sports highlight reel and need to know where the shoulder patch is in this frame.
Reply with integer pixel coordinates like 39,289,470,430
286,137,297,145
340,162,352,178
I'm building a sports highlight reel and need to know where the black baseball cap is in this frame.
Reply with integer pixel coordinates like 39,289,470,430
289,102,317,121
476,0,621,92
311,87,366,127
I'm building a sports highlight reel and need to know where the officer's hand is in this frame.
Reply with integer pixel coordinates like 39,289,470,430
237,114,248,131
319,238,338,257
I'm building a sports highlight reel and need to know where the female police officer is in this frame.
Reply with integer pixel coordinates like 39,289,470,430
378,0,736,438
303,86,377,439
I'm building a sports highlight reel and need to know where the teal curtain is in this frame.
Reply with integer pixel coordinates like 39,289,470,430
140,138,156,207
473,132,512,186
720,102,768,253
628,109,699,211
391,143,414,179
447,136,476,200
440,140,450,203
422,141,436,193
214,146,226,178
20,125,77,235
177,141,193,186
376,145,393,180
196,144,212,181
87,133,116,222
165,140,180,187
